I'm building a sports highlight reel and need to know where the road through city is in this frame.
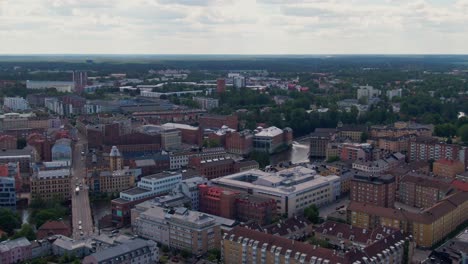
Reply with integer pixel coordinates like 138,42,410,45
70,136,94,239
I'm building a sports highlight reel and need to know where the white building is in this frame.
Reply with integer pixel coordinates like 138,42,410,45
119,171,182,202
193,97,219,110
357,85,381,100
26,81,74,93
3,97,30,111
211,166,341,217
233,76,246,89
386,88,402,100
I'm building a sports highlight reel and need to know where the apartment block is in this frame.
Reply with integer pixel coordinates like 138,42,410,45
350,173,396,208
222,226,412,264
82,238,158,264
0,238,32,264
433,159,465,178
397,174,452,208
347,191,468,247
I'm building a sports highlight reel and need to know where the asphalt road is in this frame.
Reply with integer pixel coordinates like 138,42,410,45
70,136,94,239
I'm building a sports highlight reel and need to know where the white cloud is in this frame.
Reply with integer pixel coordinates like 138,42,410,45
0,0,467,54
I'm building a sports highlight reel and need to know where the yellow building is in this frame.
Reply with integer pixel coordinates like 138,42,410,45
31,169,71,201
222,226,413,264
347,191,468,248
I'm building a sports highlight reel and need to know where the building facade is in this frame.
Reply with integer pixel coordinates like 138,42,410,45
30,169,71,201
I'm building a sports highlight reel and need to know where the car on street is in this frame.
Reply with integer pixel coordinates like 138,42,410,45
78,220,82,225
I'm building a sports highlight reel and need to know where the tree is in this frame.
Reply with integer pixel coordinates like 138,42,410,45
458,124,468,142
304,204,320,224
360,132,369,143
207,249,221,262
249,151,270,168
17,138,27,149
12,224,36,241
326,156,340,163
0,208,21,235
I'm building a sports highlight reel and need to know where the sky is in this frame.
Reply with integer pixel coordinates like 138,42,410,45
0,0,467,54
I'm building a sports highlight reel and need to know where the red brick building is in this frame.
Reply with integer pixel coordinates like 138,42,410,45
199,114,238,130
27,133,52,161
350,173,396,208
37,220,71,239
408,137,463,163
397,173,452,208
225,130,253,155
0,135,17,150
235,194,276,225
340,143,373,162
217,78,226,93
199,185,238,219
133,109,206,124
189,157,258,180
161,123,203,146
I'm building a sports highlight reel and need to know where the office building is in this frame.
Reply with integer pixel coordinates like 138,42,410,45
189,156,258,180
3,97,30,111
0,149,33,173
350,173,396,208
132,206,221,256
0,177,16,209
26,81,74,93
199,185,238,219
212,166,341,217
161,123,203,146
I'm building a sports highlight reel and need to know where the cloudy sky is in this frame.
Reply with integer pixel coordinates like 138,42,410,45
0,0,467,54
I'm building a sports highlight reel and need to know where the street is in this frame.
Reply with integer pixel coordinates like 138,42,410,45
319,197,350,219
70,136,94,239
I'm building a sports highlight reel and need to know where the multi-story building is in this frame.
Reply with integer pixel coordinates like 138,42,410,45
309,128,335,159
169,148,228,170
397,173,452,208
0,149,33,173
0,177,16,209
193,97,219,110
111,171,183,226
233,76,246,88
198,114,238,130
408,137,462,162
161,123,203,146
340,143,373,162
51,138,72,162
376,135,414,152
26,80,74,92
199,185,238,219
82,238,158,264
0,162,21,192
222,226,412,264
357,85,381,100
350,173,396,208
3,97,30,111
347,191,468,247
87,168,140,194
72,71,88,94
253,126,293,154
225,130,253,155
0,237,32,264
132,205,221,256
386,88,402,100
235,194,277,225
370,122,433,138
0,135,17,150
352,153,405,174
216,78,226,93
212,166,341,217
433,159,465,178
30,169,71,201
188,157,258,180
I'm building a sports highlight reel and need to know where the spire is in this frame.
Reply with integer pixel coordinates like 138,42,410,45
110,146,121,157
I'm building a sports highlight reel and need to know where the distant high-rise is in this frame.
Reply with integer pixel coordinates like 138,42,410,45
216,78,226,93
72,71,87,94
233,76,245,89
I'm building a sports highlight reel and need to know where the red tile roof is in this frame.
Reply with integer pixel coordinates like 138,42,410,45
451,180,468,192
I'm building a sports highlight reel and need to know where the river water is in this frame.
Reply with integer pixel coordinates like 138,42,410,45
270,141,310,165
